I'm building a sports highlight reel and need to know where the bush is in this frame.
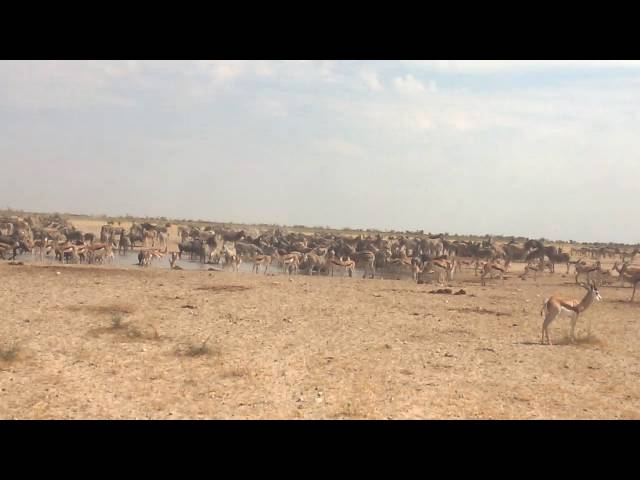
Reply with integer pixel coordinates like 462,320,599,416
111,313,125,329
0,341,20,362
175,335,215,357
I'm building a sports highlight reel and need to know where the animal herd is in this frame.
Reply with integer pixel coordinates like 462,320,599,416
2,214,640,345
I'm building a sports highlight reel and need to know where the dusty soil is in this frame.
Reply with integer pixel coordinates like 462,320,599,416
1,255,640,419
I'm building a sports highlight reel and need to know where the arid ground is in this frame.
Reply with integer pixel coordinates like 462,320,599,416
1,219,639,419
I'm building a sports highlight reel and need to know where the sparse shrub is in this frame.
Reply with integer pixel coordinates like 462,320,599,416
175,335,215,357
111,313,125,329
0,341,20,362
221,365,250,378
126,325,142,338
126,323,160,340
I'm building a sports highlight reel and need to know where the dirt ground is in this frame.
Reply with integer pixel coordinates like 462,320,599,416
2,245,640,419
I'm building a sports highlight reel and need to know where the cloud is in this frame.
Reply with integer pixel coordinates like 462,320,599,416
3,60,640,242
321,138,365,157
394,74,426,95
194,60,245,82
393,74,437,96
360,70,383,91
0,61,134,109
253,97,288,118
402,60,640,75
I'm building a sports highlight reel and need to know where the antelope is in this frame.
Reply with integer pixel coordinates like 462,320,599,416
54,242,79,263
520,262,541,280
387,255,413,272
454,259,474,274
412,261,426,282
252,254,272,274
574,261,601,285
223,244,242,272
32,238,50,262
599,268,616,286
612,263,640,301
480,261,506,286
432,258,455,284
138,250,152,267
138,246,167,267
279,252,301,274
282,254,299,275
85,242,114,264
540,281,602,345
327,254,356,277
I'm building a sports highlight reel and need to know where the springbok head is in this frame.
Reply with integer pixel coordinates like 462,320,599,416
579,281,602,301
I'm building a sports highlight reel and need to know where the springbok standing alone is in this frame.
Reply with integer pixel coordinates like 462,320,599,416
540,281,602,345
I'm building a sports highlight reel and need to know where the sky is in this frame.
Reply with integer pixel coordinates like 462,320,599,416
0,60,639,244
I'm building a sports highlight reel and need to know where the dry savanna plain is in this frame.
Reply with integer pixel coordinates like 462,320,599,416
1,218,639,419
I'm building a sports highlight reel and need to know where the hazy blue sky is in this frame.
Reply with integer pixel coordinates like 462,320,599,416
1,60,639,243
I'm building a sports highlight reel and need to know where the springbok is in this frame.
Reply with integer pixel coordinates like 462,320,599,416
412,261,426,282
281,254,299,275
138,246,167,267
540,281,602,345
327,254,356,277
520,261,541,280
612,263,640,301
32,238,50,262
252,254,272,274
138,250,151,267
432,258,455,284
574,261,601,285
480,261,506,286
223,244,242,272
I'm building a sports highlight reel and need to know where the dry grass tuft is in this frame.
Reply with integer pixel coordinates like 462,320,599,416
87,315,161,342
437,327,474,336
330,378,381,419
332,399,377,419
449,307,511,317
111,312,125,329
67,303,136,316
124,323,161,341
175,334,217,357
193,285,250,293
0,341,20,362
221,365,251,378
